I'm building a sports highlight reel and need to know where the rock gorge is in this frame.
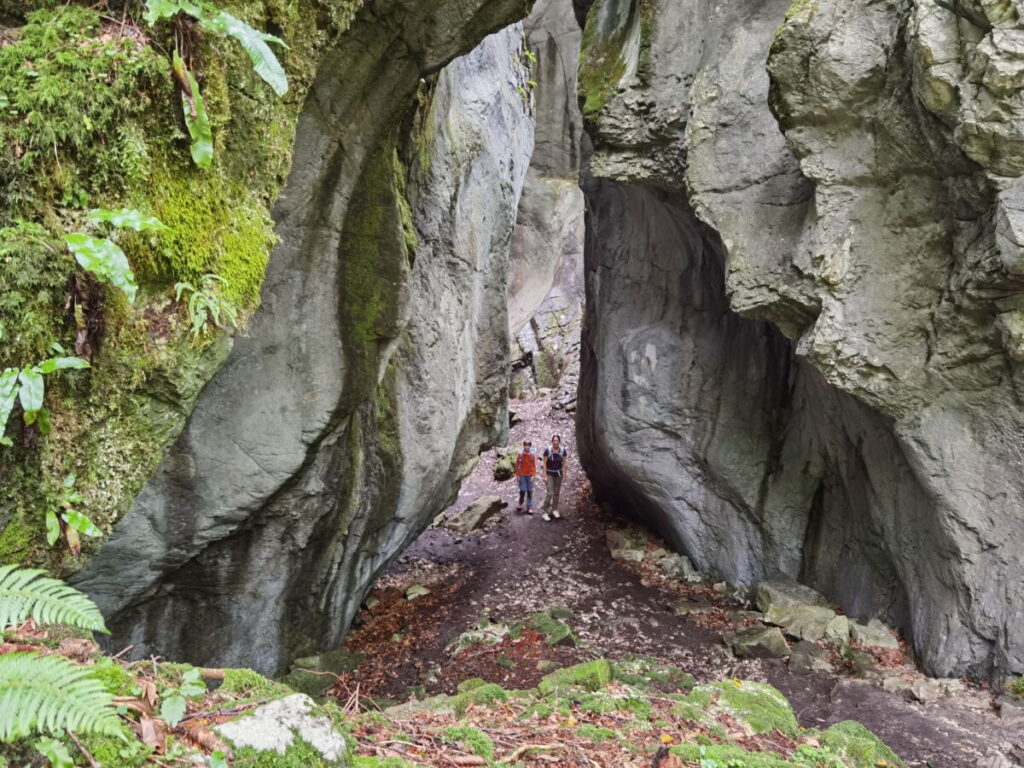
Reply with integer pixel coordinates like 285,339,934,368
1,0,1021,687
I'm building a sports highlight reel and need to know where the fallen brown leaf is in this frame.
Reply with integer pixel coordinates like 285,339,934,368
139,715,166,753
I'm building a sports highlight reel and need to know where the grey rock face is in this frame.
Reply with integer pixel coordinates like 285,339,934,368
73,7,534,673
576,0,1024,681
508,0,586,400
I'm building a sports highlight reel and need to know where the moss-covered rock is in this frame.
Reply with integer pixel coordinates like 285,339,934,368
538,659,614,694
0,0,355,573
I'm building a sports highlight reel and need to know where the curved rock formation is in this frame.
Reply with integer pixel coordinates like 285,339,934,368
576,0,1024,681
73,3,534,673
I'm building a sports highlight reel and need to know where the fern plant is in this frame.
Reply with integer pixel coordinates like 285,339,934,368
0,653,123,741
144,0,288,168
64,207,168,303
174,274,239,338
0,566,121,743
0,343,90,448
0,565,108,632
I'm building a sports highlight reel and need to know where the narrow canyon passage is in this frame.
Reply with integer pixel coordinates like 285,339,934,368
324,398,1013,768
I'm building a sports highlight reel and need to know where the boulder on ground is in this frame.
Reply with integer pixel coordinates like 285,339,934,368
406,584,431,601
996,695,1024,722
845,648,883,680
764,604,837,642
725,625,791,659
493,449,517,480
788,640,834,675
657,552,703,583
672,599,715,617
850,618,900,650
824,615,851,646
755,576,829,613
216,694,347,764
278,649,360,697
910,678,943,702
445,495,506,533
786,638,835,675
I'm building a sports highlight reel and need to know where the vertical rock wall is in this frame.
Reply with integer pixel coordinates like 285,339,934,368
73,6,535,674
576,0,1024,681
508,0,586,405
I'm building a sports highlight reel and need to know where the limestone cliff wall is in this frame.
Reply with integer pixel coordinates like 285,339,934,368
576,0,1024,681
72,7,534,673
508,0,586,404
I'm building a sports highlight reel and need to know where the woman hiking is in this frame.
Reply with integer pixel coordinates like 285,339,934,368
514,440,538,515
541,434,568,521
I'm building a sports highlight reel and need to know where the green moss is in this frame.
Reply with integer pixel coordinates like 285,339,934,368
89,657,135,696
578,724,620,743
819,721,904,768
539,659,614,695
235,736,337,767
77,730,152,767
353,758,417,768
0,0,358,571
671,743,793,768
132,160,274,308
613,655,695,691
0,6,170,223
457,677,487,694
785,0,819,21
704,681,799,738
578,0,635,118
443,726,494,759
221,668,293,699
511,610,578,647
338,138,410,366
1008,676,1024,697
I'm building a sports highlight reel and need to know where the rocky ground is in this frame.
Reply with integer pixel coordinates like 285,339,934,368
330,398,1024,768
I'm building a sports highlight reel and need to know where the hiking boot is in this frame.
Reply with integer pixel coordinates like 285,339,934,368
552,510,561,520
542,513,551,522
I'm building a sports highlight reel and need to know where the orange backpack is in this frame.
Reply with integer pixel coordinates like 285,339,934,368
515,451,536,476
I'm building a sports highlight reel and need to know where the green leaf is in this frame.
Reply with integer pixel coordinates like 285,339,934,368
0,565,108,633
198,7,289,95
176,53,214,169
87,208,168,232
64,235,138,303
63,473,77,489
179,668,207,698
61,510,102,539
0,368,19,444
37,357,90,375
210,750,229,768
36,406,51,436
143,0,194,24
0,653,122,740
160,693,187,727
34,737,75,768
18,366,44,415
45,512,61,547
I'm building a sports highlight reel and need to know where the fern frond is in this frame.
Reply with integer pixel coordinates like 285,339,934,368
0,565,108,633
0,653,123,740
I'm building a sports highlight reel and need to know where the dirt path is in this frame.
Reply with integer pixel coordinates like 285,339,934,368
336,398,1022,768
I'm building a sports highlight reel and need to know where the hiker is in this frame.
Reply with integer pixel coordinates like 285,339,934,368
514,439,538,515
541,434,568,521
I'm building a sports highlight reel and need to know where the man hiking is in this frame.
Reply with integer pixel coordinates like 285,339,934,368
514,440,538,515
541,434,568,521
